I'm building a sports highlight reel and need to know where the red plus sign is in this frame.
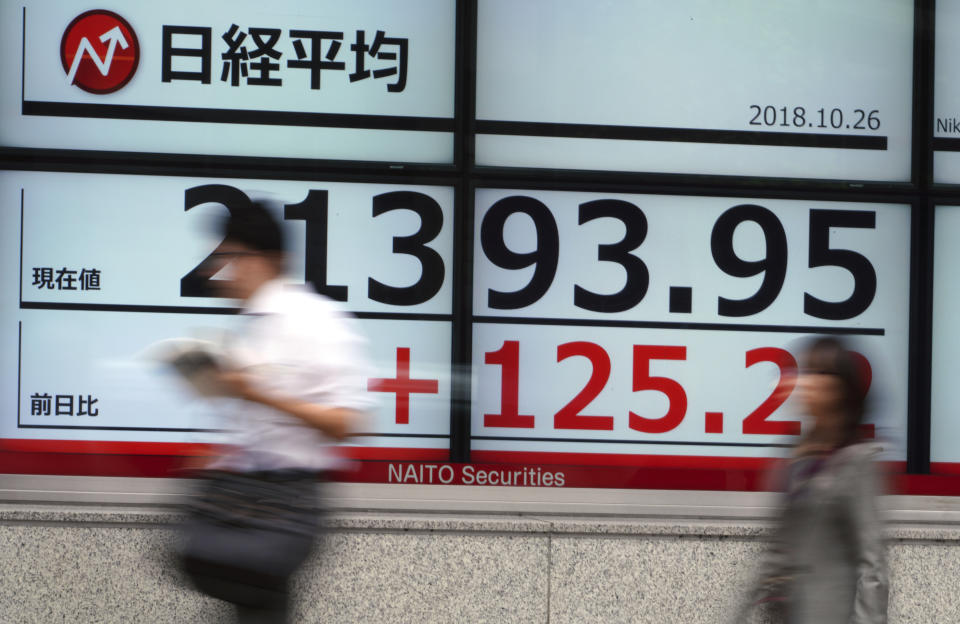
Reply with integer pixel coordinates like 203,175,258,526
368,347,439,424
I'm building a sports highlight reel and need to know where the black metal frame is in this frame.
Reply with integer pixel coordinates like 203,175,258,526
3,0,957,474
906,0,935,473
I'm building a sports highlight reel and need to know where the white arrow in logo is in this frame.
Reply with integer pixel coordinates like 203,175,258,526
65,26,129,86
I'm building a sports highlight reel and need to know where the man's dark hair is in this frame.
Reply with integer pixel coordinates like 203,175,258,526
802,335,870,446
221,200,285,254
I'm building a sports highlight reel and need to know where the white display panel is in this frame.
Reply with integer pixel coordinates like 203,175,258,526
931,205,960,466
476,0,913,182
471,189,911,459
934,0,960,184
1,0,456,163
1,171,455,452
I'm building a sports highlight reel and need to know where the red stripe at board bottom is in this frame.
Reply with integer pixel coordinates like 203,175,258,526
0,439,448,478
3,438,960,495
339,458,960,495
0,439,446,461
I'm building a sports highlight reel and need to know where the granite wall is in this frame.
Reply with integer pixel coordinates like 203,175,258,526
1,504,958,623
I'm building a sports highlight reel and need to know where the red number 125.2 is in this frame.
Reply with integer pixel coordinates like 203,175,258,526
482,341,867,435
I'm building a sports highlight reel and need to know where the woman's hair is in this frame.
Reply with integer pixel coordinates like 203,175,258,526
801,336,869,447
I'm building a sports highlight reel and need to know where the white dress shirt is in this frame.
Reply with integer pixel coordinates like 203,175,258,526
213,278,374,472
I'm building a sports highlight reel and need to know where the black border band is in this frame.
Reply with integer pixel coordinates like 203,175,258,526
22,101,455,132
477,120,888,150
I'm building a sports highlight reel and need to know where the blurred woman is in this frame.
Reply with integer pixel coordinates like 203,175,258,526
736,336,888,623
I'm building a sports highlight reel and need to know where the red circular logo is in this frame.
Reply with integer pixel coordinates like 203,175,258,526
60,10,139,94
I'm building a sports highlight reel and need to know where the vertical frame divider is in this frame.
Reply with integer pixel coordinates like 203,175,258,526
907,199,934,474
906,0,935,473
448,0,478,462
